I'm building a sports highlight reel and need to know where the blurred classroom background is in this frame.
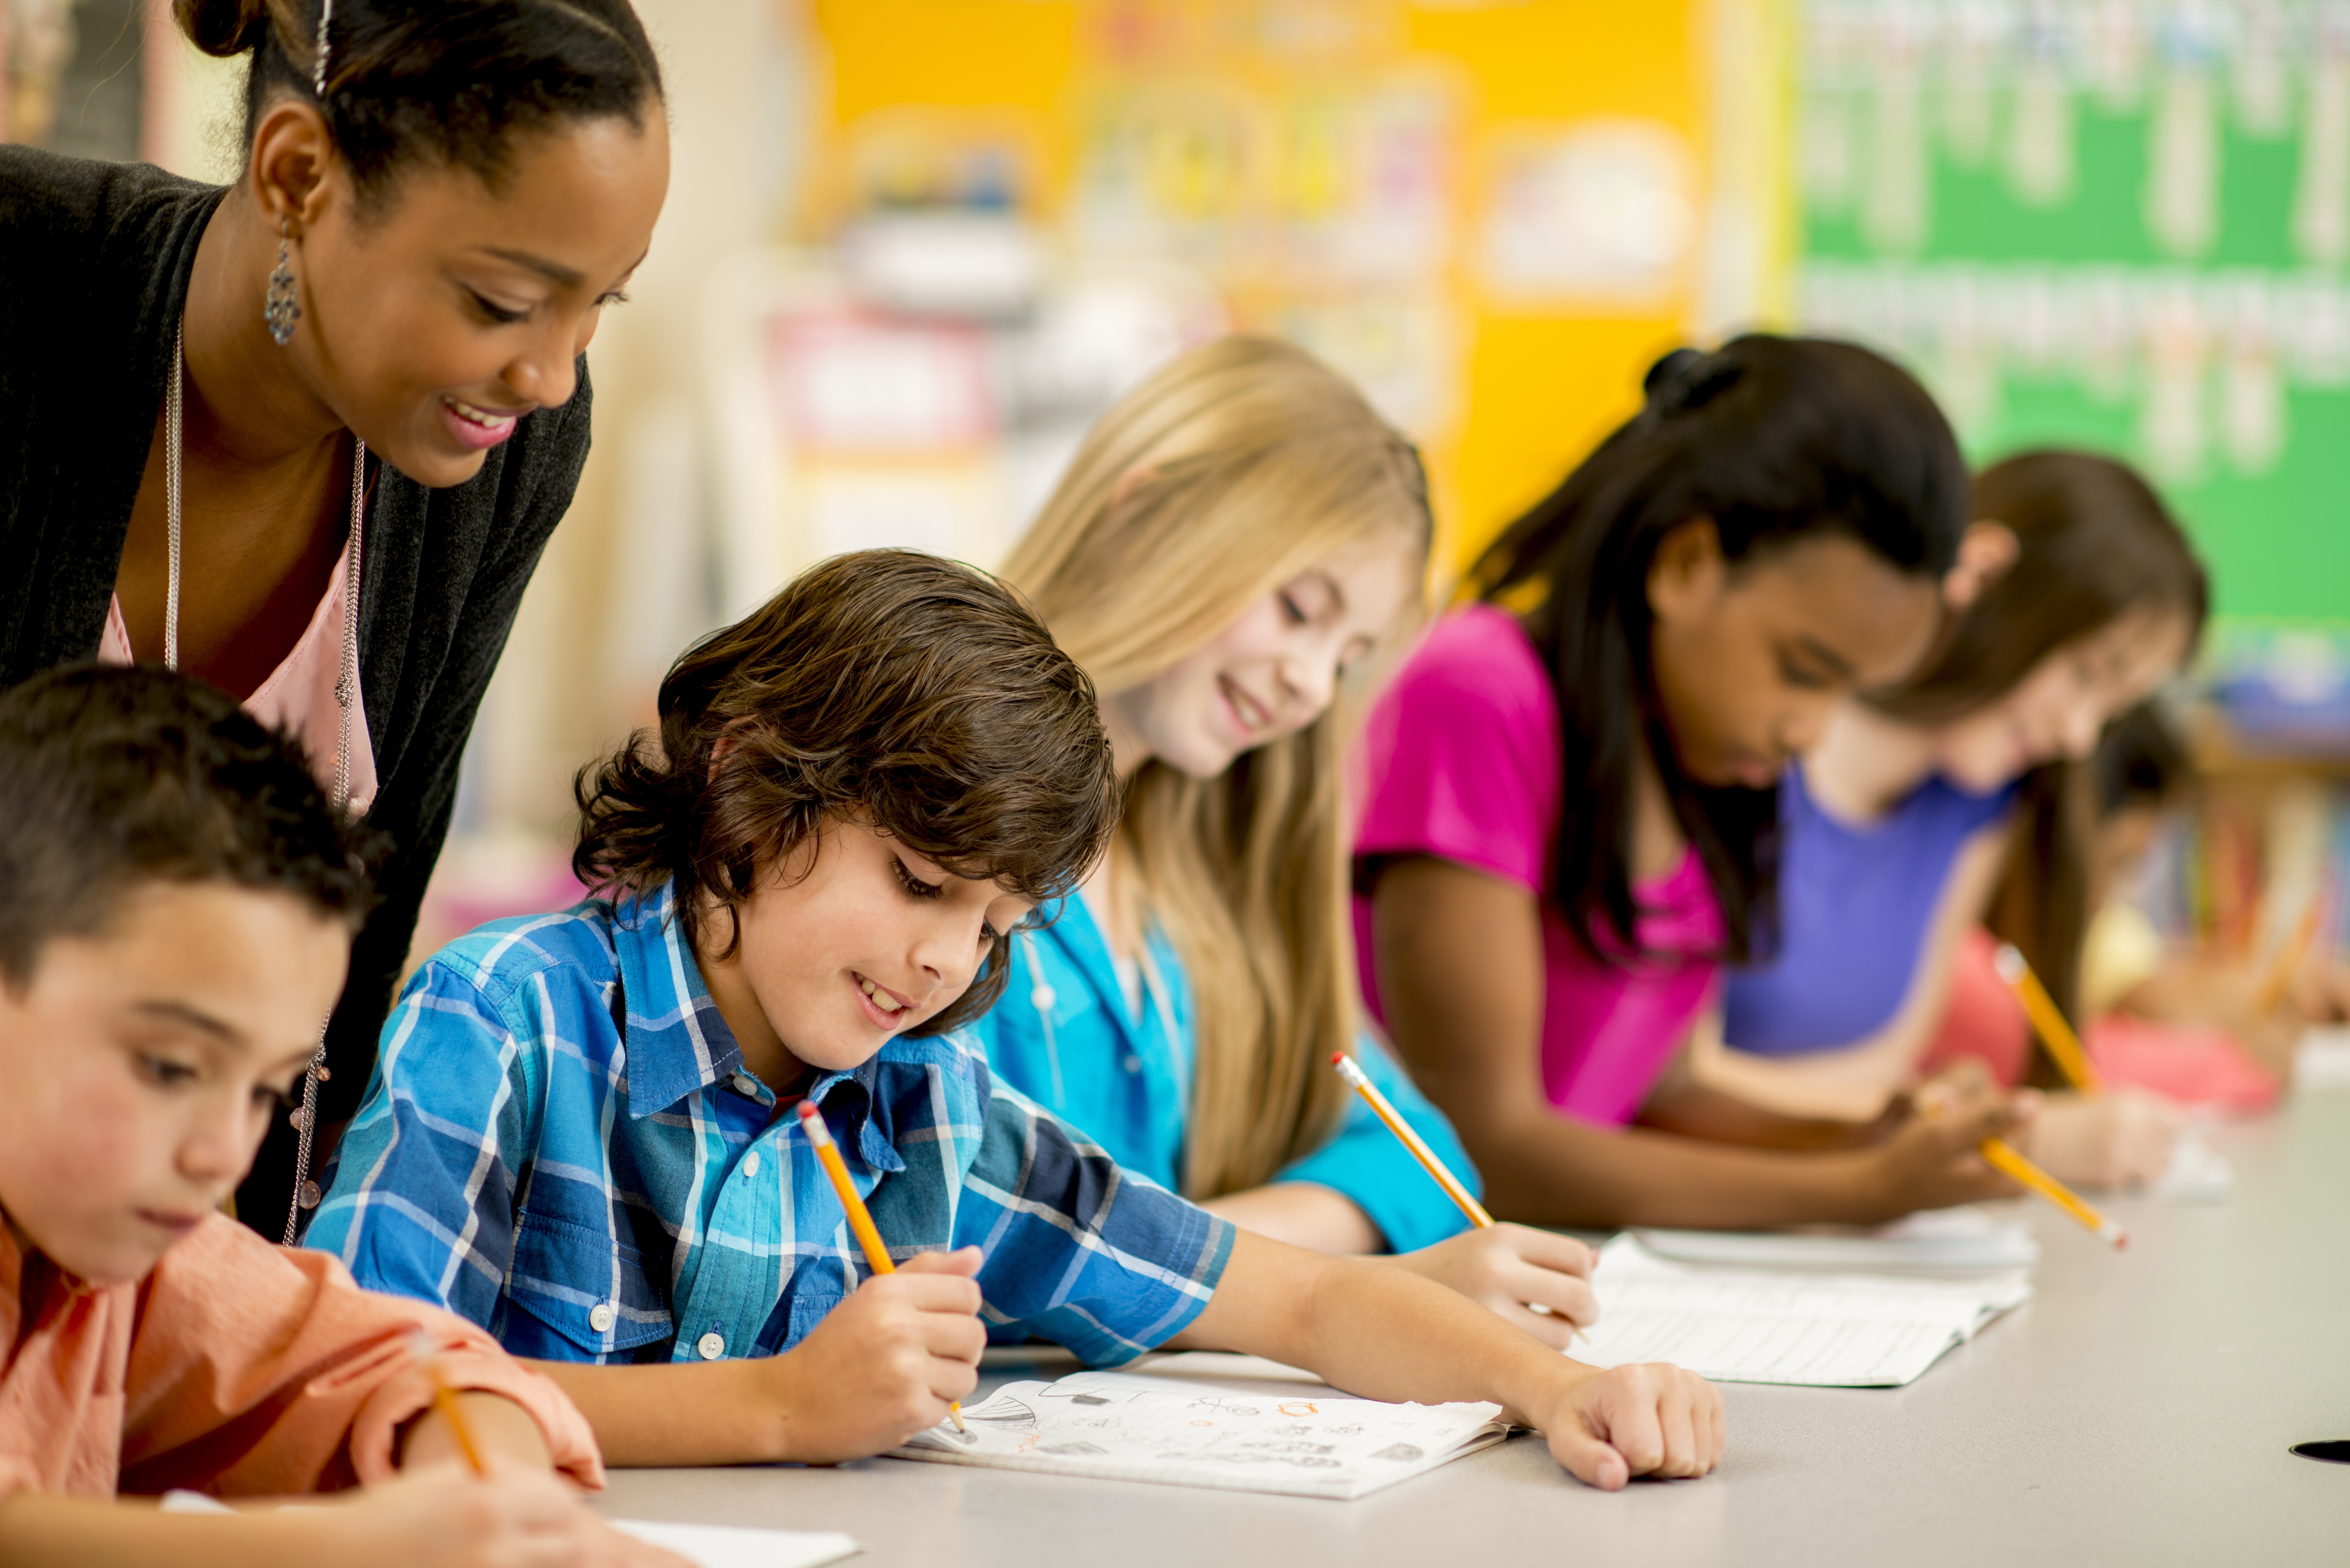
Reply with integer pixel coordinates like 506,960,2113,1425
6,0,2347,970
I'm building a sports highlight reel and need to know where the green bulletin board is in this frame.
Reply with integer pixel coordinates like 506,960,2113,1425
1788,0,2349,630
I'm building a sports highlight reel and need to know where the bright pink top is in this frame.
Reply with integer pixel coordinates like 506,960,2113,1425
1353,603,1724,1127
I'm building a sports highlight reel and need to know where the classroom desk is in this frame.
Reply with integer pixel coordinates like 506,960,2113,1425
596,1089,2350,1567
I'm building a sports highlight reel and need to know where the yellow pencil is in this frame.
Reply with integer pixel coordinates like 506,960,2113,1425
797,1100,966,1432
1978,1136,2129,1250
1331,1052,1494,1226
1330,1053,1584,1340
2254,890,2327,1016
409,1331,488,1476
1992,943,2102,1094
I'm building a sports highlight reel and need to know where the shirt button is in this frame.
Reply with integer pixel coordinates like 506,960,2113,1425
731,1072,758,1096
697,1331,727,1361
742,1151,762,1178
588,1301,617,1334
1122,1054,1142,1074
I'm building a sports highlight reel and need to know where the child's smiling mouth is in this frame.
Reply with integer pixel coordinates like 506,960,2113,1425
853,971,913,1030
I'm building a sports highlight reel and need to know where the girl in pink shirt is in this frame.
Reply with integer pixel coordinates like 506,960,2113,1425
1355,336,2032,1230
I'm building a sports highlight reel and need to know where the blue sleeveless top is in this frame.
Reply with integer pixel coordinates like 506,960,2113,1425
1722,765,2018,1057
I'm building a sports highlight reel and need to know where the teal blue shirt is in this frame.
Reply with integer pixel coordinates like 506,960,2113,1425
968,894,1479,1254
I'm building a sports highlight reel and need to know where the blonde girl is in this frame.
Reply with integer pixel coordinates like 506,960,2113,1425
972,335,1600,1344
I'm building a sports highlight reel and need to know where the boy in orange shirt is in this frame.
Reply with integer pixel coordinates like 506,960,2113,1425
0,667,676,1568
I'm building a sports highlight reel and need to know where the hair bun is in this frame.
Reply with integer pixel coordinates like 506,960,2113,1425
174,0,275,58
1642,345,1743,417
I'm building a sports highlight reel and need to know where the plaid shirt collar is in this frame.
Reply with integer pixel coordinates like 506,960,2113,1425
610,884,906,1176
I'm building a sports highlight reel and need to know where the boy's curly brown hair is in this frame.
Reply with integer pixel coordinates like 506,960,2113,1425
573,549,1120,1035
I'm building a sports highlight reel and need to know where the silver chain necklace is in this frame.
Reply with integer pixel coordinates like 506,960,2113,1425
166,322,365,1242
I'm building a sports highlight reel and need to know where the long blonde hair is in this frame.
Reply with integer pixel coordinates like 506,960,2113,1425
1002,336,1433,1199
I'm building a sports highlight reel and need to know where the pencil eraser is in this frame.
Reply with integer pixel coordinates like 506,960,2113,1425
2098,1221,2129,1250
795,1099,820,1121
1330,1052,1346,1067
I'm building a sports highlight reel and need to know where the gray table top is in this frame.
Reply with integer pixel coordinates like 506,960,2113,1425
595,1089,2350,1567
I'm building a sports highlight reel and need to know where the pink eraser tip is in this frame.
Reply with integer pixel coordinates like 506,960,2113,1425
796,1100,820,1121
1330,1052,1346,1067
2099,1222,2129,1250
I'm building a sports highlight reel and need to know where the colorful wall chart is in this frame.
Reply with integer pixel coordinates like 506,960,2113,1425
1790,0,2350,631
809,0,1732,569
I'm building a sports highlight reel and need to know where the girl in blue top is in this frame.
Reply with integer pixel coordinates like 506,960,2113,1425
973,336,1599,1344
1691,452,2207,1188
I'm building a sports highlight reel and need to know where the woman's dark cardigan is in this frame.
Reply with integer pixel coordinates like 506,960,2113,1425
1,146,593,1235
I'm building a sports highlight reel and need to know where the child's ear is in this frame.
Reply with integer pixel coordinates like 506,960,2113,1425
1942,521,2019,612
1646,516,1725,624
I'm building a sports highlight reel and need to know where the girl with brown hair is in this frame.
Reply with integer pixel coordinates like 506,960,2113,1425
1697,450,2209,1187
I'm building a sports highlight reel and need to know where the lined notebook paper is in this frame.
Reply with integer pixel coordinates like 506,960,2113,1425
1575,1234,2030,1387
889,1351,1506,1500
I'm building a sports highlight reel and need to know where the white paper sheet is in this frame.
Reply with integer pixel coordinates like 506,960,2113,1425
1575,1235,2030,1387
888,1352,1506,1500
610,1519,862,1568
2147,1128,2233,1202
162,1489,863,1566
1633,1205,2040,1275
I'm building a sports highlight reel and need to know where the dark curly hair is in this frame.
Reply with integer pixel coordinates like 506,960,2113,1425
0,665,382,987
177,0,663,214
573,550,1121,1036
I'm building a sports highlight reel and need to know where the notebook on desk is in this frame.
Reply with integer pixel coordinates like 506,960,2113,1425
888,1351,1508,1500
1577,1233,2031,1388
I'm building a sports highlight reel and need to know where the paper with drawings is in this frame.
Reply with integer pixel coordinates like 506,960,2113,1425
1575,1235,2030,1388
888,1351,1507,1500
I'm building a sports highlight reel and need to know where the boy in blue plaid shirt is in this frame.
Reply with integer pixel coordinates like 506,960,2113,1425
309,550,1721,1489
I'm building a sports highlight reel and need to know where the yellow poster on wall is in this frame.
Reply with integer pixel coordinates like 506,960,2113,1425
807,0,1772,569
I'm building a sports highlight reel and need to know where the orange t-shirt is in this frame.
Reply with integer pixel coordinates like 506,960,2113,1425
0,1211,603,1499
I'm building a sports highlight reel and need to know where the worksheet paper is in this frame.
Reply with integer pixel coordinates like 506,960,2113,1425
888,1352,1507,1500
1575,1235,2031,1388
1632,1205,2040,1275
159,1492,862,1567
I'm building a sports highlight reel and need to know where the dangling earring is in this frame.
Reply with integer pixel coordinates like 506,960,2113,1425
264,217,302,346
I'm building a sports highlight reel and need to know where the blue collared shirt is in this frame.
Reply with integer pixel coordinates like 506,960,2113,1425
964,893,1480,1254
305,884,1235,1368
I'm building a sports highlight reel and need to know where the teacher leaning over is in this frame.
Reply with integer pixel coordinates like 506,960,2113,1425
0,0,669,1239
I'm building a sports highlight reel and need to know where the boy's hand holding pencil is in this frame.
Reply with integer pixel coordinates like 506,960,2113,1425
785,1100,985,1459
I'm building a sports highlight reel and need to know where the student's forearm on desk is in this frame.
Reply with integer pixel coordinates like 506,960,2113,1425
1166,1231,1575,1421
0,1497,328,1568
532,1358,790,1466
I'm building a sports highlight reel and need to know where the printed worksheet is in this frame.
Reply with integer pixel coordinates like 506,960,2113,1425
1575,1235,2031,1388
889,1353,1507,1500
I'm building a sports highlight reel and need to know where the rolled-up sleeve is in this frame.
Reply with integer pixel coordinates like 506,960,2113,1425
115,1216,602,1496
